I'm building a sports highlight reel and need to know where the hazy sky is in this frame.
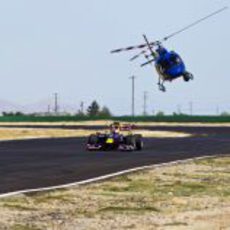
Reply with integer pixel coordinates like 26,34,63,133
0,0,229,115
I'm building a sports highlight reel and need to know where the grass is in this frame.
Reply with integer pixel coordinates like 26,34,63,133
2,203,37,211
164,222,188,226
99,205,160,213
11,225,41,230
104,179,154,194
103,172,221,198
32,192,73,204
0,156,229,229
194,156,230,167
1,115,230,123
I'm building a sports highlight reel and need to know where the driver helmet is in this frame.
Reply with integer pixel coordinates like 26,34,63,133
110,122,120,133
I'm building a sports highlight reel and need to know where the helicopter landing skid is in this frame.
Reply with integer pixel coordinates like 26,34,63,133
158,81,166,92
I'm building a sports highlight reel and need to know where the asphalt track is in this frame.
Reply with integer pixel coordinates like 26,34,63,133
0,126,230,194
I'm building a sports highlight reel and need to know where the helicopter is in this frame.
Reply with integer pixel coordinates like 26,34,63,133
111,7,228,92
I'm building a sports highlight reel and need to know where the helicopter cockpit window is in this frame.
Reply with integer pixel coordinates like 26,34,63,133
159,59,171,71
170,55,182,65
158,55,181,72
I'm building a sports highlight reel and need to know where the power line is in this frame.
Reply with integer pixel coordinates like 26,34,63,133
54,93,59,114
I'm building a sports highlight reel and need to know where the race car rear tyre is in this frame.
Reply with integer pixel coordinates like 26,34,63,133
134,134,143,150
125,135,136,148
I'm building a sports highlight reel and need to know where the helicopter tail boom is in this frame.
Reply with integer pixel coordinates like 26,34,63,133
162,6,228,41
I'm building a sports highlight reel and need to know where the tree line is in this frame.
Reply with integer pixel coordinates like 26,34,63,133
85,100,111,117
1,100,112,117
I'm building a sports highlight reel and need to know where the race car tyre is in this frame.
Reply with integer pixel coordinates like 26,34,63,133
134,134,143,150
125,135,136,148
88,134,99,145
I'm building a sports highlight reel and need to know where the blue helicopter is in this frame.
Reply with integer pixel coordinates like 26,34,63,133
111,7,227,92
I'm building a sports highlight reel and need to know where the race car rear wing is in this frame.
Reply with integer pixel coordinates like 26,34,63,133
120,124,136,131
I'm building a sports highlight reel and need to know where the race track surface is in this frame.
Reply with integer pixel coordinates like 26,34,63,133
0,126,230,194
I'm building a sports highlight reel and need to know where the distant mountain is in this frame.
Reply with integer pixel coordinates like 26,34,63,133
24,100,78,114
0,98,79,115
0,99,24,113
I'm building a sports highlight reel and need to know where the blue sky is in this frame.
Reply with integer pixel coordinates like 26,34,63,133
0,0,229,115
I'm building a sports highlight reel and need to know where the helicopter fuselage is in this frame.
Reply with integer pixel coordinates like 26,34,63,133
155,49,186,81
111,7,227,91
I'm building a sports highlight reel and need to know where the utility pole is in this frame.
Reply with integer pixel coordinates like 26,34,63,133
54,93,59,114
47,104,51,114
216,105,220,115
143,91,148,116
129,76,136,117
189,101,193,116
177,104,181,115
80,101,84,114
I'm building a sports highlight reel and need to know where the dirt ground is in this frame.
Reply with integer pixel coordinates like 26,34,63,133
0,156,229,230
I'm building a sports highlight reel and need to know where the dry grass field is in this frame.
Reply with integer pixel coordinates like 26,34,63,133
0,156,229,230
0,127,191,141
0,120,230,127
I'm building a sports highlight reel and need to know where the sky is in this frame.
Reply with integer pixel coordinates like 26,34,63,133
0,0,229,115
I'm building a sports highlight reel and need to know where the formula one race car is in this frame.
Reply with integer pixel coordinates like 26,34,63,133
86,122,143,151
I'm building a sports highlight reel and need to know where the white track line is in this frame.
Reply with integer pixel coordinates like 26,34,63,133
0,154,227,199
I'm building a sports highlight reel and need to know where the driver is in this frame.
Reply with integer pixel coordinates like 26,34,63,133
110,122,121,134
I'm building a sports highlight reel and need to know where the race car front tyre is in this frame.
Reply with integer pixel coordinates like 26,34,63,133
88,134,99,145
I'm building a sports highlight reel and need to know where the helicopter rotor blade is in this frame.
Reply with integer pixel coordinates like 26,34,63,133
162,6,228,42
144,54,154,60
143,34,158,58
111,41,158,54
129,50,148,61
141,59,155,67
143,52,156,65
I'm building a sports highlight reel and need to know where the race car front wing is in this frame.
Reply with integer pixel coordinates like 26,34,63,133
86,144,135,151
